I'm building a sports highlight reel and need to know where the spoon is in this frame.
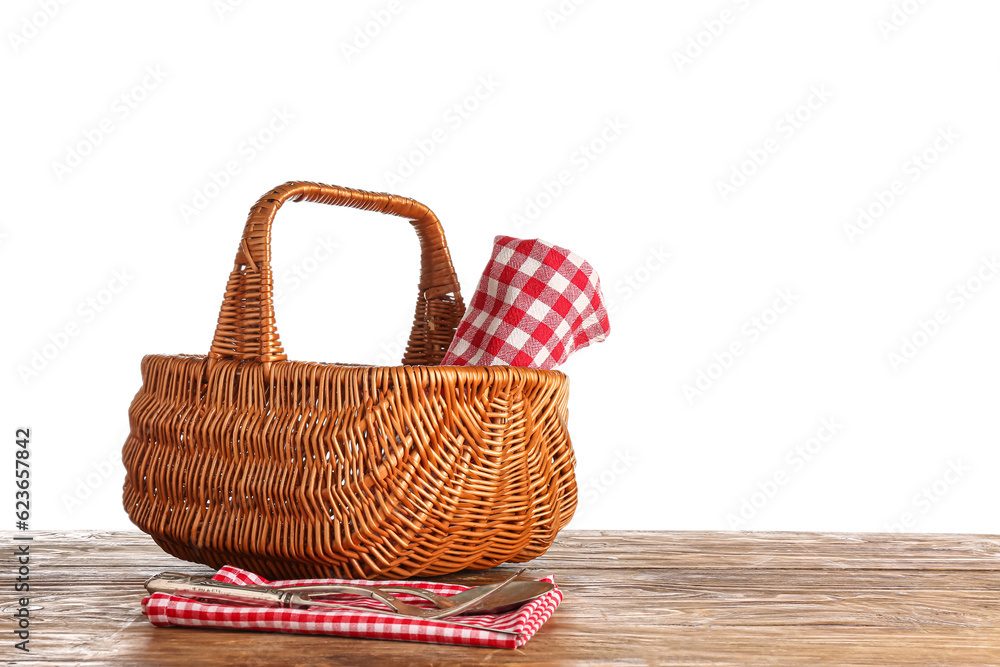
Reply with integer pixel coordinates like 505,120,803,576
365,581,554,615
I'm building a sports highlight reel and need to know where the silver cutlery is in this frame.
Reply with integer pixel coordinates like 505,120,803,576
144,568,547,635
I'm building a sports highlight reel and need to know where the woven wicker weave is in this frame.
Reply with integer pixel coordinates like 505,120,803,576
122,181,577,580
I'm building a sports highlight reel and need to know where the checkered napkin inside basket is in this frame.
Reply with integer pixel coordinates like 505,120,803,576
141,565,561,649
441,236,610,369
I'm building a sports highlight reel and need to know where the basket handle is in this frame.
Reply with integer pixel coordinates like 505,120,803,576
208,181,465,367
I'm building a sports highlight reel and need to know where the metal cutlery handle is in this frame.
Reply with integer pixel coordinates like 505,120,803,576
146,573,414,613
145,572,294,608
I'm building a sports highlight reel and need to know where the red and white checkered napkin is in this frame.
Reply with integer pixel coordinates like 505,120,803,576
141,565,561,649
441,236,610,369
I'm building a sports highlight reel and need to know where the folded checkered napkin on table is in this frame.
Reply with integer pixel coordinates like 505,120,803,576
142,565,562,649
441,236,610,369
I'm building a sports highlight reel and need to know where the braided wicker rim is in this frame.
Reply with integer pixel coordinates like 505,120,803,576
122,182,577,580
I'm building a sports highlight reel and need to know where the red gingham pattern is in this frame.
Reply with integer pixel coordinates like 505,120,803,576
141,565,561,649
440,236,610,369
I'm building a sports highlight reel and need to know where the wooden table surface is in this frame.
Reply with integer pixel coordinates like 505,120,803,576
7,530,1000,666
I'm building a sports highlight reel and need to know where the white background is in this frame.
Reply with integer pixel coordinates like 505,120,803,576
2,0,998,535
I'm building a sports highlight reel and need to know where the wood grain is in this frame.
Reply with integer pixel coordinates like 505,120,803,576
5,530,1000,666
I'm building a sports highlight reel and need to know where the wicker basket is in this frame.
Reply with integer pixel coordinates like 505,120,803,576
122,181,577,580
